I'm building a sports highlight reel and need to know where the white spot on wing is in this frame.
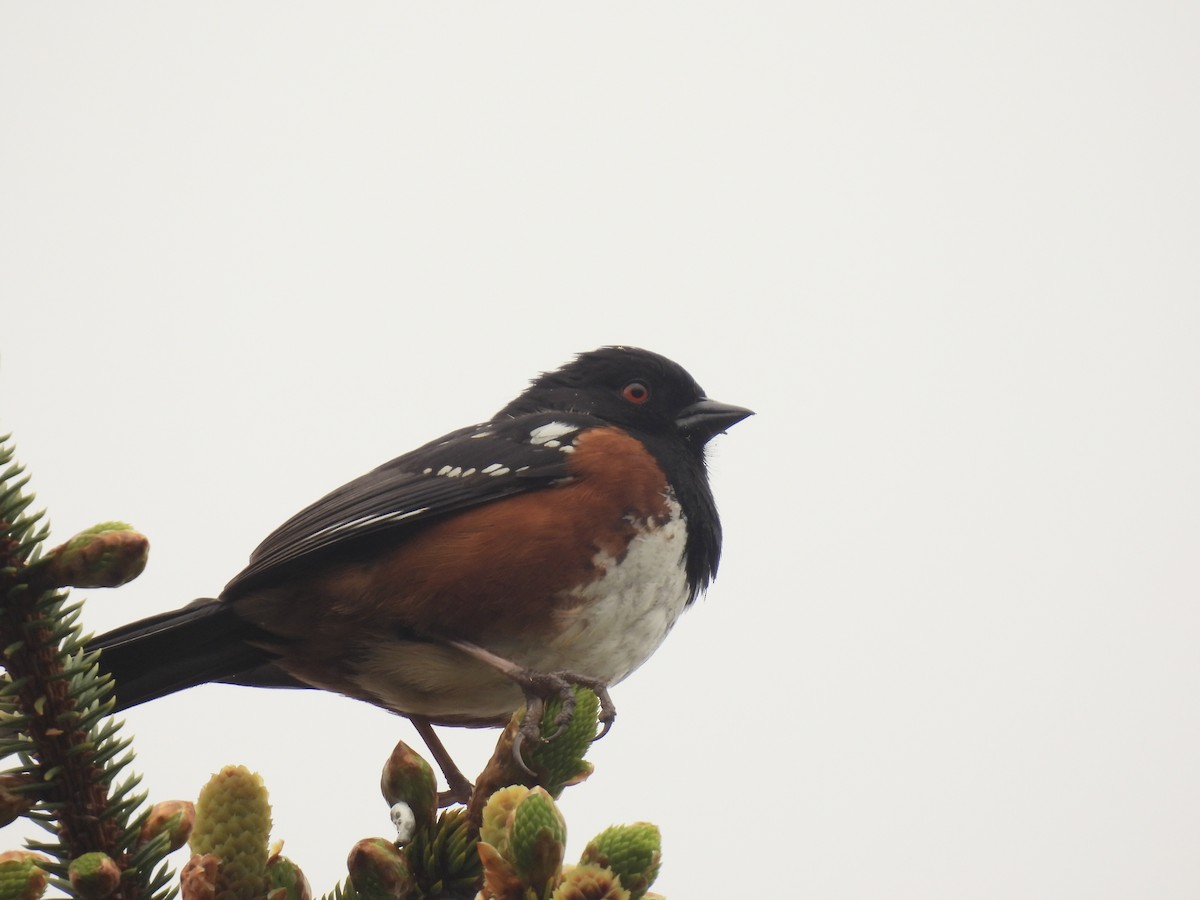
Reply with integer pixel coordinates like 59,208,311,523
529,421,578,445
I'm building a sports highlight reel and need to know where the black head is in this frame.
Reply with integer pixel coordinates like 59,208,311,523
497,346,753,454
498,346,751,602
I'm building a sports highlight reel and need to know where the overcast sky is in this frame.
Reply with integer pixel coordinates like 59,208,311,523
2,3,1198,897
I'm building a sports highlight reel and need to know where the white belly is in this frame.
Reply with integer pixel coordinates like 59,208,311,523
353,502,692,723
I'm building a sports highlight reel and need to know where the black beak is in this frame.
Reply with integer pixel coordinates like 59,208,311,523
675,398,754,444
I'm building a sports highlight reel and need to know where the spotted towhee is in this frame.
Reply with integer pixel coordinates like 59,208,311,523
91,346,751,800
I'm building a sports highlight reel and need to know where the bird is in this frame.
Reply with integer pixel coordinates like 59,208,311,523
90,346,751,801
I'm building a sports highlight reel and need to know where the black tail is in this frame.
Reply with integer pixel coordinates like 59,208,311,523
89,599,279,711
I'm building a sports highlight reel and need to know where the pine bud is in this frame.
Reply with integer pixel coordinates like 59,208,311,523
380,741,436,832
68,853,121,900
551,864,631,900
346,838,415,900
0,775,37,829
265,854,311,900
523,688,600,797
509,788,566,896
44,523,149,589
189,765,272,900
0,851,50,900
579,824,661,900
179,854,219,900
139,800,196,852
478,785,531,856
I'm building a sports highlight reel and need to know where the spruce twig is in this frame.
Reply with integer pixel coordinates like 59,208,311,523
0,435,173,900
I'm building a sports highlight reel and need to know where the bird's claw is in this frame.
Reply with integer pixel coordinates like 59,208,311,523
593,709,615,742
509,669,615,775
511,695,546,776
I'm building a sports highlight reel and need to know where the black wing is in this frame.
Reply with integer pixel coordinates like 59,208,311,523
222,413,593,596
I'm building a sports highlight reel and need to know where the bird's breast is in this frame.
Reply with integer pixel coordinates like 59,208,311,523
513,499,691,684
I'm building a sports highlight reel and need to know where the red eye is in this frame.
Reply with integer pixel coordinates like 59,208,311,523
622,381,650,404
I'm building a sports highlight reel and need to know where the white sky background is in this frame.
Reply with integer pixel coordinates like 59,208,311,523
2,2,1198,897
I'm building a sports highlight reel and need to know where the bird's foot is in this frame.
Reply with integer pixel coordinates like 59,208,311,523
440,639,617,778
509,669,616,775
411,716,475,807
437,782,472,808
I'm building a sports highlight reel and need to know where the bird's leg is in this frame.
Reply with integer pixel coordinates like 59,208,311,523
409,715,475,807
443,639,617,774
